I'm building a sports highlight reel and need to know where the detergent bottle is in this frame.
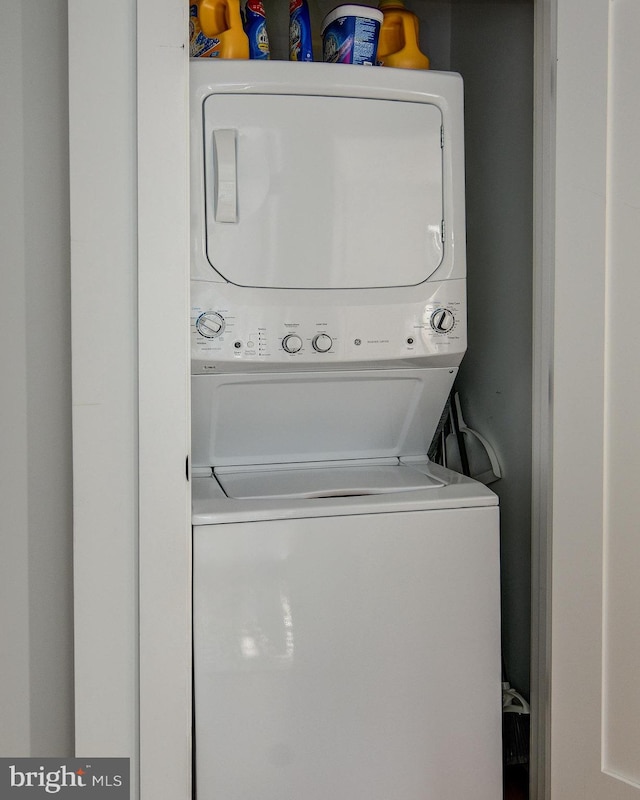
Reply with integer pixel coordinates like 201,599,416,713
244,0,270,59
289,0,314,61
189,0,249,59
377,0,429,70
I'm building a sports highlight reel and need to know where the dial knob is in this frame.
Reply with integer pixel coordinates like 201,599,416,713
282,334,303,354
312,333,333,353
430,308,455,334
196,312,225,338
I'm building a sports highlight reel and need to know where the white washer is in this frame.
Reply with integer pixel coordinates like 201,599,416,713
191,370,502,799
192,460,502,800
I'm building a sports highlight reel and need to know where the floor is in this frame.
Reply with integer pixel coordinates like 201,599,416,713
504,766,529,800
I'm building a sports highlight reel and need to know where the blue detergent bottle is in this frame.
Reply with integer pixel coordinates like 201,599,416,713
289,0,314,61
244,0,270,59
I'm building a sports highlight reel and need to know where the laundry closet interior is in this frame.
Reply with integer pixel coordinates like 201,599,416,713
257,0,535,705
376,0,536,702
186,4,534,799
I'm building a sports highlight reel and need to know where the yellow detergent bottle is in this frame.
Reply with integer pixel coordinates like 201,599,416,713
190,0,249,59
377,0,430,70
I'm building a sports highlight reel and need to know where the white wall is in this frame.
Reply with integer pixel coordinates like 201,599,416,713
0,0,74,756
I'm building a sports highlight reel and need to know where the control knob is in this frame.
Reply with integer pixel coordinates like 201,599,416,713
430,308,455,334
282,334,303,354
312,333,333,353
196,312,225,338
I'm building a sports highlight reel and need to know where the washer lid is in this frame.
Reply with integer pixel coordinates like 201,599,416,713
215,463,445,500
191,368,457,468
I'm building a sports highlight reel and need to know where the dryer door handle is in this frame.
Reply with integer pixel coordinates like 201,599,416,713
212,129,238,223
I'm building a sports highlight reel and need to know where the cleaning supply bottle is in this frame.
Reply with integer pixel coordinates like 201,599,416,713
377,0,429,69
244,0,270,59
190,2,219,57
289,0,314,61
189,0,249,59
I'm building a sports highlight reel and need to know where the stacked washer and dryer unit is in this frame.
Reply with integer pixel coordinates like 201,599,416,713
190,61,502,799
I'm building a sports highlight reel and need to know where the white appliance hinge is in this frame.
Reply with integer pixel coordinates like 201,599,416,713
440,125,444,148
441,219,445,242
192,466,214,478
214,457,401,475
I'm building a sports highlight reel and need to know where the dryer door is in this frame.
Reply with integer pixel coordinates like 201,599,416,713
202,93,444,289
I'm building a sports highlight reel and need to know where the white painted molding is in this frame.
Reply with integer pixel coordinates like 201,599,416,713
547,0,640,797
137,1,192,798
70,0,139,780
601,0,640,787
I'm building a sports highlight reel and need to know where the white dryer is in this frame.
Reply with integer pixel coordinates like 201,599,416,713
190,62,502,799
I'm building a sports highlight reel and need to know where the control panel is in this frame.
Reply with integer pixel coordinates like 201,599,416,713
191,279,466,373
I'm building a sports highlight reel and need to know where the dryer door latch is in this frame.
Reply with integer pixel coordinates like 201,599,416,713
212,129,238,224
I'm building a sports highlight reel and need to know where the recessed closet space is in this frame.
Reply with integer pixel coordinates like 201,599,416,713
261,0,535,703
427,0,534,704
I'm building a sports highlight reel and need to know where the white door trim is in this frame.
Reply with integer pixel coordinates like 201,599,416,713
539,0,640,797
137,2,192,799
70,0,140,786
